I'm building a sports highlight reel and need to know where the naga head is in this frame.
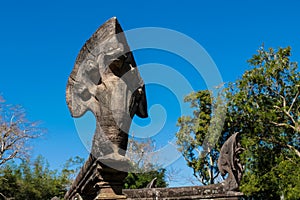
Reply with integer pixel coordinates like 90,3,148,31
66,17,148,131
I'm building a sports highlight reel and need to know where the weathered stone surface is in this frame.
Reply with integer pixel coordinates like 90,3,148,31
217,132,243,191
64,156,130,199
65,17,148,200
123,184,244,200
66,17,147,160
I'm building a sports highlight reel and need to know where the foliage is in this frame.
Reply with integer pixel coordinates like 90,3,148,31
124,137,168,189
0,155,83,200
176,46,300,199
124,168,167,189
175,90,226,185
60,156,84,190
0,96,43,166
226,46,300,199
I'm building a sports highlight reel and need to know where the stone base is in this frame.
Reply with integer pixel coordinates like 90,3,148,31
65,155,130,200
94,181,127,200
95,191,126,200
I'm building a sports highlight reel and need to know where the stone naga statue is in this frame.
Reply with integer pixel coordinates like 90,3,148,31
66,17,148,160
217,132,243,191
65,17,148,200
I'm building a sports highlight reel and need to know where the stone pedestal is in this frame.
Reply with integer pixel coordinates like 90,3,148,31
64,155,130,200
94,159,129,200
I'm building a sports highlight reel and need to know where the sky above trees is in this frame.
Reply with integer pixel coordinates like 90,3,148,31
0,0,300,187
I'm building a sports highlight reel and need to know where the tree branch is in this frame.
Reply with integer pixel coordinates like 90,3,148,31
287,144,300,158
288,91,299,113
273,105,296,126
270,121,296,130
0,192,6,198
267,136,300,158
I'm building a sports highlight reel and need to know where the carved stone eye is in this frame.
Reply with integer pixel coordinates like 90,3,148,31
86,68,102,85
79,88,91,101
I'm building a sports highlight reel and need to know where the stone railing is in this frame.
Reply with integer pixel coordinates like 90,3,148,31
123,184,244,200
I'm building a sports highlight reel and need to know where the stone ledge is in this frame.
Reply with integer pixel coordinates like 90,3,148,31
123,184,244,200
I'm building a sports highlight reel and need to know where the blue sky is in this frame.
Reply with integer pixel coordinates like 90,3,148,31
1,0,300,187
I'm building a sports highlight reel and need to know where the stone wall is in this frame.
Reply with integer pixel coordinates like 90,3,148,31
123,184,244,200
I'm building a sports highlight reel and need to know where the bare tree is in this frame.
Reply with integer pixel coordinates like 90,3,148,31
0,95,43,166
126,135,157,172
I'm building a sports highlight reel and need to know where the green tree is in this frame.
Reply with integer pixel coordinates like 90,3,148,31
124,168,167,189
0,163,20,199
60,156,84,190
176,90,226,185
226,46,300,199
0,155,83,200
176,46,300,199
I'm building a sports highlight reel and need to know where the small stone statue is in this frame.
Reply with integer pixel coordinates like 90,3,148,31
217,132,243,191
65,17,148,200
146,177,157,188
